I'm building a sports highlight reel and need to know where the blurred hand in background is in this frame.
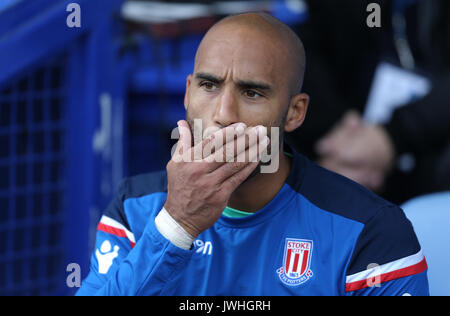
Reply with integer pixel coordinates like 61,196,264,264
315,110,395,192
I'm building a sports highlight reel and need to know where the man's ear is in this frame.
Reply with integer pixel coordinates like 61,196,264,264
184,74,193,110
284,93,309,133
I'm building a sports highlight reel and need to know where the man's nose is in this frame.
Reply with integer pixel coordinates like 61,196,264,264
212,87,240,128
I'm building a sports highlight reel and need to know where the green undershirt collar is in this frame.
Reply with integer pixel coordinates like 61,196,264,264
222,206,254,218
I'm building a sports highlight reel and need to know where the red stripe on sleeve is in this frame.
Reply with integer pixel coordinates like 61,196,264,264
345,257,428,292
97,223,136,248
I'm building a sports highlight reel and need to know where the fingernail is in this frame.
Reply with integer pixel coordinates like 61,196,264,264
252,125,265,136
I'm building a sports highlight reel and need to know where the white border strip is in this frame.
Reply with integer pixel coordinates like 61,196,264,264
100,215,136,244
346,249,425,283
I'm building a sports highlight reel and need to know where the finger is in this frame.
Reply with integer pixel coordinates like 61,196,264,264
178,122,245,162
204,125,264,165
178,120,192,152
220,137,270,192
234,126,266,163
214,135,269,184
173,120,193,162
221,161,259,193
197,122,247,160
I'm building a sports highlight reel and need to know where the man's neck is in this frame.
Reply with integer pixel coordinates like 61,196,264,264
227,151,292,212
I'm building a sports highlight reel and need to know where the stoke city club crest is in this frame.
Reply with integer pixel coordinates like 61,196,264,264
276,238,313,286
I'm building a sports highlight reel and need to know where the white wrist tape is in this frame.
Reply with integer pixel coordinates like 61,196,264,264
154,207,195,250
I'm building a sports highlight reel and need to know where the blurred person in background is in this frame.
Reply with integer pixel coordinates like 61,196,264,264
286,0,450,204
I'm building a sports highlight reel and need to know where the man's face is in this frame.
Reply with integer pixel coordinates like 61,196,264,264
184,24,293,147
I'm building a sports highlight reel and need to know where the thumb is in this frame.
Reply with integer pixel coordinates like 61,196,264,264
175,120,192,158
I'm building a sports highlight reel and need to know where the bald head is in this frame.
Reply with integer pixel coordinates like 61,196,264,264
185,11,310,140
195,12,306,95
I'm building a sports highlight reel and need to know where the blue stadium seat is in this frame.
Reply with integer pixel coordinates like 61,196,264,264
401,191,450,296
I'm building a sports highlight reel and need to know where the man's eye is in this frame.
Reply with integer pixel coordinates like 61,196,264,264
201,81,217,91
244,90,261,99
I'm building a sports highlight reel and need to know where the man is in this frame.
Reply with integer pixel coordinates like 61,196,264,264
77,13,428,296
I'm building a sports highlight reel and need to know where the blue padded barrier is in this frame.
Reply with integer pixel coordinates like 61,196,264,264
0,54,69,295
126,34,202,176
0,0,127,295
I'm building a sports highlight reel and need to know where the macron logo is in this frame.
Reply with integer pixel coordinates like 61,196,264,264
194,239,213,256
96,240,120,274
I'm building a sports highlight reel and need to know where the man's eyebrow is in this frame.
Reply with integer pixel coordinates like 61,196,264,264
194,72,224,84
194,72,272,92
236,79,272,92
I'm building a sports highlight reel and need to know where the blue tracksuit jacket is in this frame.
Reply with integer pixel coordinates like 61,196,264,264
77,150,429,296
